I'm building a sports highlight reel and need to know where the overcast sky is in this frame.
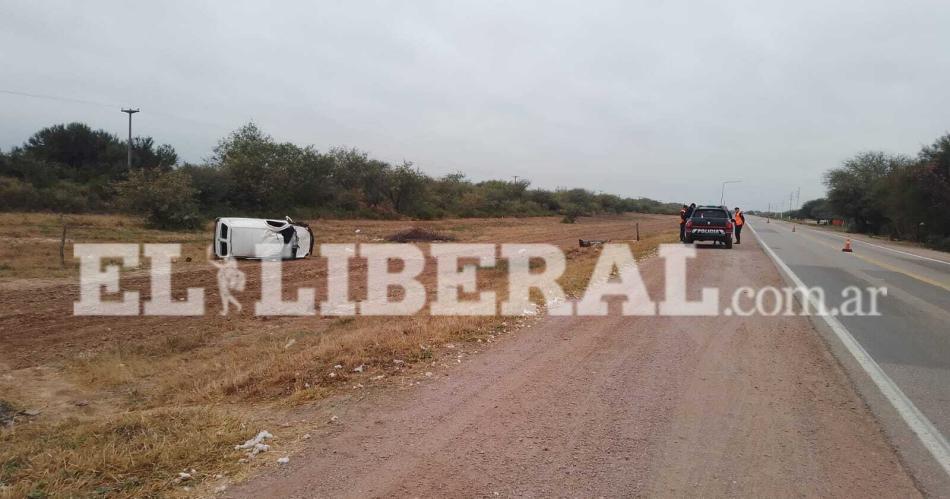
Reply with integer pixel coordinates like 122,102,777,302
2,1,948,210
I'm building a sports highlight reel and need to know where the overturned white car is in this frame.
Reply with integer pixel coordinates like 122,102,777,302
213,217,314,259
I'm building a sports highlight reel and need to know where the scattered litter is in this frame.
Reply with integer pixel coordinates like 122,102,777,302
0,400,16,426
386,227,456,243
304,382,310,388
277,457,290,465
579,239,608,247
21,409,41,417
393,359,405,365
329,372,337,378
353,383,364,389
177,472,192,482
235,430,273,457
446,343,455,349
284,338,296,349
73,400,89,407
329,415,339,424
372,375,385,380
355,229,361,234
302,433,311,440
333,364,343,369
215,485,227,493
425,372,433,377
352,364,365,373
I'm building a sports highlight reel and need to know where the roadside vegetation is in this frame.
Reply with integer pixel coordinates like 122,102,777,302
0,212,677,497
785,133,950,251
0,122,679,229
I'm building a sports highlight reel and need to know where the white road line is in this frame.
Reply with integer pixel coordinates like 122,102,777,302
763,217,950,267
748,222,950,477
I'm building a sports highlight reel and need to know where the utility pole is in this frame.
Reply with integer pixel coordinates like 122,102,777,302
121,108,139,169
720,180,741,206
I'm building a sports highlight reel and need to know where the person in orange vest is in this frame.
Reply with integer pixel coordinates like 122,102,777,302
679,204,688,241
733,207,745,244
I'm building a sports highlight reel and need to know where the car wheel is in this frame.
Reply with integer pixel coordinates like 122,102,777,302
725,238,733,249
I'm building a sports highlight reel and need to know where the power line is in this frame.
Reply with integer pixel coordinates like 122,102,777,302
0,88,231,131
0,89,118,109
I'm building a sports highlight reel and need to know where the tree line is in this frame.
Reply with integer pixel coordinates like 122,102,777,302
0,122,680,229
794,132,950,250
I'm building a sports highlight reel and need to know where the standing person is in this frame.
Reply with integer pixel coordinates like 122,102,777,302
685,203,696,218
733,207,745,244
683,203,696,244
679,204,688,241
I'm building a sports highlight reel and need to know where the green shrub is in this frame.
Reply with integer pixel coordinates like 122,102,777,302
117,170,202,230
0,176,40,210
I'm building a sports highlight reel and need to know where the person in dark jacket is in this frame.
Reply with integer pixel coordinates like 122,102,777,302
682,203,696,243
679,204,688,241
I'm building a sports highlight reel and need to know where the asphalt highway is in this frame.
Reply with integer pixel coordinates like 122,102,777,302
748,215,950,492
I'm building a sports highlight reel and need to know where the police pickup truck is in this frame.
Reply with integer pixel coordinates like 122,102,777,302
684,205,735,249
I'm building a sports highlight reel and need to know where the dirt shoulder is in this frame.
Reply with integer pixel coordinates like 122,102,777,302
227,232,920,497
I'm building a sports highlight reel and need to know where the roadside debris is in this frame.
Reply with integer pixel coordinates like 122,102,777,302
0,400,16,426
352,364,365,373
386,227,456,243
578,239,609,247
235,430,273,457
277,457,290,465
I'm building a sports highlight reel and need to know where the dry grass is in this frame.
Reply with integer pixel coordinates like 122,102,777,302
0,407,247,498
0,211,678,496
0,212,209,280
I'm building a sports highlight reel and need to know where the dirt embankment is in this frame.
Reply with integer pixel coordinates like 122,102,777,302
227,230,920,498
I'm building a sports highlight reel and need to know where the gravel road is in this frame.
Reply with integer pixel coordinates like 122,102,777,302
229,231,920,497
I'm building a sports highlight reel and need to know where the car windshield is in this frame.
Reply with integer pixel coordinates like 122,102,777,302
693,209,728,219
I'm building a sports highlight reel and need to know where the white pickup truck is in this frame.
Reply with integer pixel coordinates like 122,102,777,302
213,217,314,259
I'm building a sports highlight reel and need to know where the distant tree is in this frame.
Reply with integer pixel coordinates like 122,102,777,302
129,137,179,171
797,198,833,221
117,169,201,229
386,162,429,215
824,151,911,233
22,122,126,181
915,134,950,240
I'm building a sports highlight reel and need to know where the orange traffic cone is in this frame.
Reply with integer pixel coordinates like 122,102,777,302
842,239,853,252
